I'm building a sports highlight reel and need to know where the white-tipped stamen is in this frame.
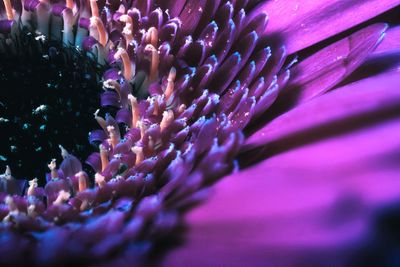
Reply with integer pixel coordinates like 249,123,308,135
36,0,51,36
152,96,160,116
117,4,125,13
53,190,70,205
48,159,58,179
120,15,134,44
146,27,158,48
94,109,108,132
137,120,146,139
95,173,106,188
107,125,120,148
165,67,176,100
2,165,12,180
132,146,144,165
145,44,159,83
3,196,18,222
89,0,99,17
178,104,187,114
59,144,69,159
114,48,133,81
3,0,14,20
90,16,107,46
5,196,16,210
103,79,122,100
27,178,38,196
66,0,74,9
99,144,109,172
160,110,174,132
62,8,75,45
77,171,88,192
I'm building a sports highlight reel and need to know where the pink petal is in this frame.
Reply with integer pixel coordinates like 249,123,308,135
281,23,387,105
257,0,400,54
340,50,400,85
243,72,400,162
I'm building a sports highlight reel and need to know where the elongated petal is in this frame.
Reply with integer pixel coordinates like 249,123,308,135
282,24,387,105
341,50,400,85
243,72,400,165
257,0,400,54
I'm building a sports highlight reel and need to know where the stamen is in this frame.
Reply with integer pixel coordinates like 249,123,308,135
66,0,74,9
107,125,120,148
5,196,17,212
117,4,125,14
146,27,158,48
153,96,160,116
137,120,146,139
53,190,70,205
90,16,107,46
77,171,88,192
148,136,154,150
48,159,58,179
3,196,18,222
132,146,144,165
27,178,38,196
178,104,187,114
94,109,107,132
3,165,12,180
145,44,159,83
119,14,132,25
3,0,14,20
62,8,75,45
122,24,134,44
95,173,106,187
114,48,133,81
99,144,109,172
36,0,51,36
128,94,139,128
89,0,99,17
160,110,174,132
59,144,69,159
165,67,176,100
27,205,37,218
103,79,122,100
120,15,133,44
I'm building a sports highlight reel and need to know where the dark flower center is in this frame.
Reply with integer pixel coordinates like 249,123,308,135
0,31,104,181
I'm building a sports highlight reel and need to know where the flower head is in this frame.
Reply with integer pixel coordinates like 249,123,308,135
0,0,287,265
0,0,400,266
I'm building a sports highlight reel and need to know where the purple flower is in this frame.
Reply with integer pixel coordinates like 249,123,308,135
0,0,399,266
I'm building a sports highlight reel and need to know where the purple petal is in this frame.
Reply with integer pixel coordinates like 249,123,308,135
60,154,82,178
85,152,102,173
258,0,400,54
115,108,132,125
243,72,400,164
89,130,108,144
100,91,121,107
282,24,387,105
178,0,207,37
